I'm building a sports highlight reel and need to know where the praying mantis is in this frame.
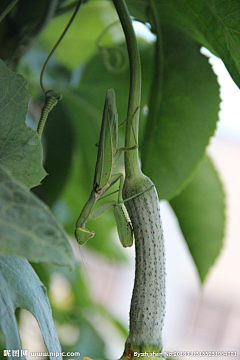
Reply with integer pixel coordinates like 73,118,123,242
75,88,140,247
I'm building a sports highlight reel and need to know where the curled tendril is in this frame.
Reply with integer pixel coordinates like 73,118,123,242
37,90,62,138
96,21,128,73
98,45,128,73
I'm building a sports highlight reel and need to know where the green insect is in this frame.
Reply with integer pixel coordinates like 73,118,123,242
75,88,137,247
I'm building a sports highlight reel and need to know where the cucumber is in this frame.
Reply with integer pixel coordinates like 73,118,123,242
122,174,166,355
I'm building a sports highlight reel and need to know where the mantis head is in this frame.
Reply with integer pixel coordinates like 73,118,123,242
75,228,95,245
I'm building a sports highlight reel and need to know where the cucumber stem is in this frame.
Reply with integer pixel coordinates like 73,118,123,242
112,0,141,179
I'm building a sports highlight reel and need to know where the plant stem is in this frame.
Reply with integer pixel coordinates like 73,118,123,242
112,0,142,179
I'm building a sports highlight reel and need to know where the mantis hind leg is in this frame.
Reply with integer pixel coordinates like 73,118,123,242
99,172,124,203
116,106,140,156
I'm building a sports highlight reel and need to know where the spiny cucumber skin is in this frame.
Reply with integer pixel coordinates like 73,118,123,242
123,174,166,354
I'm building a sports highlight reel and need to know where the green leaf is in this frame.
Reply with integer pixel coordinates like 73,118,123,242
141,25,220,200
170,156,225,282
0,165,74,268
203,0,240,86
0,59,46,189
0,255,62,360
127,0,240,89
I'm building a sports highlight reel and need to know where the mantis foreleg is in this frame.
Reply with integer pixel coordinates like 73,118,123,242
76,170,133,247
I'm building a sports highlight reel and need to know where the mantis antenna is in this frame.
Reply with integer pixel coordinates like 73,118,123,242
37,0,84,138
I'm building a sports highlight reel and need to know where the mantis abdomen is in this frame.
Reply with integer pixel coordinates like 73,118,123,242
123,174,166,353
